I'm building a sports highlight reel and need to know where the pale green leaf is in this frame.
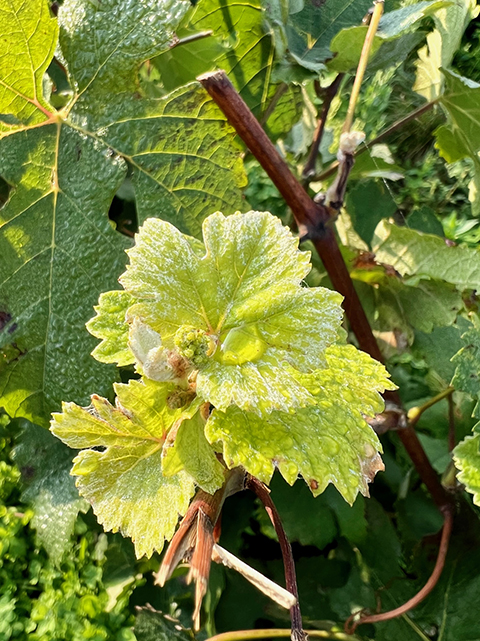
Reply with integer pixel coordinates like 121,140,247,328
360,276,463,339
197,358,316,415
13,421,89,564
453,434,480,505
51,378,198,557
0,0,246,425
86,290,135,366
206,344,394,504
372,220,480,291
436,71,480,209
414,0,478,100
120,211,344,415
162,411,224,494
0,0,58,127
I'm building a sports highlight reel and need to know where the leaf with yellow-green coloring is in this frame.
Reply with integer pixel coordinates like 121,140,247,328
0,0,57,127
372,220,480,291
50,378,199,558
119,211,344,415
205,345,395,504
162,411,224,494
413,0,478,100
86,290,135,366
453,434,480,505
197,358,317,416
435,71,480,216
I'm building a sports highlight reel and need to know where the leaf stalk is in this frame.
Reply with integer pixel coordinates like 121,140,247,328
303,74,344,180
342,0,384,135
246,475,306,641
407,387,454,427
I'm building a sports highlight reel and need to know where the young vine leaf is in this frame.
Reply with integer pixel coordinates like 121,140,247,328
87,290,134,366
206,344,393,504
453,434,480,506
111,211,344,415
51,378,201,558
52,210,394,556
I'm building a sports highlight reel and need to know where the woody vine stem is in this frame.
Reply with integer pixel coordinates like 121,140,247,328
198,2,454,634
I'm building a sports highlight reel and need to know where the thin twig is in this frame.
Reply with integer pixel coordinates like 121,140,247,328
170,31,213,48
448,394,456,452
246,475,306,641
303,74,344,179
346,506,454,633
343,1,384,135
207,629,358,641
408,388,455,428
260,83,289,127
314,100,437,183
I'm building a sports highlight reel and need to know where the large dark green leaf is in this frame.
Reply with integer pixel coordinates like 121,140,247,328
154,0,303,138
